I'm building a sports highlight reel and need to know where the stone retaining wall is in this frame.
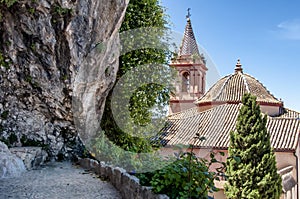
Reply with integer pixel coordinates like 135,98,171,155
77,158,169,199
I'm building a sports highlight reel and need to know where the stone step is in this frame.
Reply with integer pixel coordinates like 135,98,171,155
9,147,48,170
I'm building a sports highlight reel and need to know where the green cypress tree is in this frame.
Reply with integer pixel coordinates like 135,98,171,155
225,93,282,199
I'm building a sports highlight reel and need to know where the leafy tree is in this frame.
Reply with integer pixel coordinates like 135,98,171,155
101,0,172,152
225,93,282,198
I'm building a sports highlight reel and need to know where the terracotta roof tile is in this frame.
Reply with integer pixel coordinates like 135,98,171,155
277,108,300,119
179,18,200,57
196,73,282,105
161,104,300,151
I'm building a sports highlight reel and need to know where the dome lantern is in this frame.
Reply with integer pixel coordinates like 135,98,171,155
235,59,243,73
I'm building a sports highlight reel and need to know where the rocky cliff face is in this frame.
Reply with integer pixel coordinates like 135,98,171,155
0,0,128,159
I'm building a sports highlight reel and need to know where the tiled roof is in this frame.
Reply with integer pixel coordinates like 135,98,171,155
178,18,200,57
161,104,300,151
195,71,282,106
277,108,300,119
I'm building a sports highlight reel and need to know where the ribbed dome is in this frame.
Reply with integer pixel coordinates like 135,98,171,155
196,62,282,106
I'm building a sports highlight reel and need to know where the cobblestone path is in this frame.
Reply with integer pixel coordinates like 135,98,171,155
0,161,122,199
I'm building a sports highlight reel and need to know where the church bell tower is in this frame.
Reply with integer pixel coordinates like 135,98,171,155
169,9,208,114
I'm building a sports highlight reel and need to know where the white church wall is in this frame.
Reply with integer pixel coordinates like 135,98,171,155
260,105,280,116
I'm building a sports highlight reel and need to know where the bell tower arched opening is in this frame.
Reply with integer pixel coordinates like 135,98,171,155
182,71,190,92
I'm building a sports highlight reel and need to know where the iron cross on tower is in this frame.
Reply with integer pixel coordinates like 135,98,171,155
186,8,191,19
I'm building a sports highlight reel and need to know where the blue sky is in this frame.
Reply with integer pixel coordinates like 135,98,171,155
161,0,300,111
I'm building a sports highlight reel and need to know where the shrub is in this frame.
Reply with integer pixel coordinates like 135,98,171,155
150,152,217,199
136,134,225,198
91,131,169,173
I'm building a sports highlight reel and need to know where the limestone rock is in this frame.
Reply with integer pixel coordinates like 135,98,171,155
10,147,48,170
0,141,26,178
0,0,128,158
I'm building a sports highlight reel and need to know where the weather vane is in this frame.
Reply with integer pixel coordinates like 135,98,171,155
186,8,191,19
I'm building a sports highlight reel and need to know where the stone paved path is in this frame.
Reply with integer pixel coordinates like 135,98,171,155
0,161,122,199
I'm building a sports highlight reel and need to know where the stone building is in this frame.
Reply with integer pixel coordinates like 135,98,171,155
161,14,300,199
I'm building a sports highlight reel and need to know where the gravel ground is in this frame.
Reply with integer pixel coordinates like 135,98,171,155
0,161,122,199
